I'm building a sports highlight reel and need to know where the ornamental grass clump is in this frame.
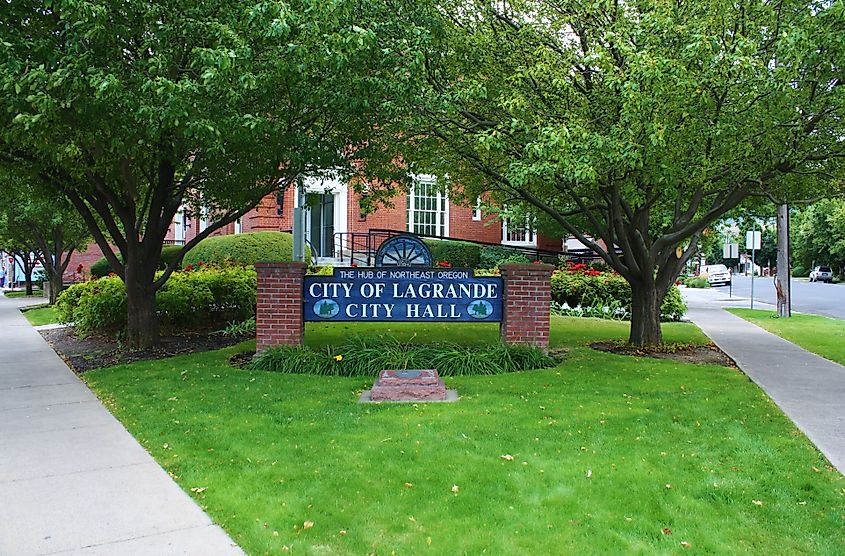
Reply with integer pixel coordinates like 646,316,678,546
248,335,558,376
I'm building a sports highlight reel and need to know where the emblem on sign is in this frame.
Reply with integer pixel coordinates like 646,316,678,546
313,299,340,319
374,235,433,267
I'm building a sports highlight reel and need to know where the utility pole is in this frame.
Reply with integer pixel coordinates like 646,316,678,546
775,204,791,317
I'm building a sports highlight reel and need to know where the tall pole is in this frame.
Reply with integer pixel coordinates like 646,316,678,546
776,204,792,317
750,220,756,310
292,176,306,262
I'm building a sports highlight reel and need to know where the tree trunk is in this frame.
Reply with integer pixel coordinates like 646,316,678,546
775,204,791,317
48,270,62,305
124,262,158,349
629,283,663,346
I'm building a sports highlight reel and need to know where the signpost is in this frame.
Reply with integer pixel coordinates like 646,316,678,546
304,267,503,322
723,242,739,297
746,229,762,309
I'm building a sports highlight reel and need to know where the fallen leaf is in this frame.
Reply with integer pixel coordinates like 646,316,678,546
500,454,514,461
586,469,592,478
662,528,672,535
752,500,763,506
403,482,414,488
680,541,692,548
190,487,207,494
162,443,170,449
303,521,314,529
451,485,460,494
665,483,672,489
339,530,347,536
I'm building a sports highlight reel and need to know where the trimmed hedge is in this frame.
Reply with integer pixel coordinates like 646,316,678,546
423,239,481,268
183,231,306,267
479,245,531,268
550,269,686,321
90,245,184,277
56,266,257,337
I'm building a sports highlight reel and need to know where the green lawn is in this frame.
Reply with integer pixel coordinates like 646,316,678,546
22,306,60,326
84,317,844,555
727,309,845,366
4,289,43,298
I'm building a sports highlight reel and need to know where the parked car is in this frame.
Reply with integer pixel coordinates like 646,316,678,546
809,266,834,283
700,264,732,287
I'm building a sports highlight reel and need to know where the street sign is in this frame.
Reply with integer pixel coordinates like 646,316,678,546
745,231,761,250
723,243,739,258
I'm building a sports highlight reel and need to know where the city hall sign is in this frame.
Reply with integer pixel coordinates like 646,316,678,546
304,267,502,322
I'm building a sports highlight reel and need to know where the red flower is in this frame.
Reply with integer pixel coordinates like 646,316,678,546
350,262,358,267
184,264,194,271
76,263,84,274
436,260,452,268
532,260,542,264
197,260,205,266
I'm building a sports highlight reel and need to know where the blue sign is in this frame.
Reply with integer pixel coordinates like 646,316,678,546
304,268,503,322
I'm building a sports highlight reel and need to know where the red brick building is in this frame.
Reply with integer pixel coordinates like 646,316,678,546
68,175,576,276
166,175,564,260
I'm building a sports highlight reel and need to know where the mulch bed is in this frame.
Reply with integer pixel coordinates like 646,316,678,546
590,341,736,367
229,351,256,369
40,327,251,374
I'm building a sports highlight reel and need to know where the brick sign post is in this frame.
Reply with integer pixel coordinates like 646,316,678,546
255,262,308,352
255,261,554,353
499,263,555,349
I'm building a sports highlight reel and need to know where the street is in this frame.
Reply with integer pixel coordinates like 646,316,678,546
709,274,845,320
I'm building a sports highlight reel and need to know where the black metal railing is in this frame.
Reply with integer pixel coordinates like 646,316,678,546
334,228,600,266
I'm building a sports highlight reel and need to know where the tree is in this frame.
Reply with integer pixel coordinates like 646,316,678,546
0,176,89,303
389,0,845,345
0,0,418,347
793,198,845,274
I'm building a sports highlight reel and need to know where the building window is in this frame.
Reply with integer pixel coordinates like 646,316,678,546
472,197,482,221
407,176,448,237
174,207,188,244
502,215,536,246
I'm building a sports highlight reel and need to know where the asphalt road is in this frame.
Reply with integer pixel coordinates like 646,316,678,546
710,274,845,320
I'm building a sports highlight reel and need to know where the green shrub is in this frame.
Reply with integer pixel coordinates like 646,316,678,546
792,265,808,277
89,257,114,278
550,269,686,321
183,231,307,267
159,245,185,269
683,276,711,288
423,239,482,268
479,245,531,268
249,335,558,377
89,245,185,278
56,266,257,337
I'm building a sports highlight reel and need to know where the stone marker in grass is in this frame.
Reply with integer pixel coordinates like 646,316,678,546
361,369,458,403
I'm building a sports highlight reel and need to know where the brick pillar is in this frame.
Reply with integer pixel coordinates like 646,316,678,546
499,263,555,350
255,262,307,352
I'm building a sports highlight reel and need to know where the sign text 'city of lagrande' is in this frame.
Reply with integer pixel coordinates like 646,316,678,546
304,268,503,322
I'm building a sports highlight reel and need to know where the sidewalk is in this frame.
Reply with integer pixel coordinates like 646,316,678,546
0,295,244,555
683,288,845,473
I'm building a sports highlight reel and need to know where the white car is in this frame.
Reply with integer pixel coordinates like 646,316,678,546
809,266,833,283
700,264,732,287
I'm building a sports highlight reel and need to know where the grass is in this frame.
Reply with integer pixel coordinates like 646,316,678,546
21,306,60,326
727,309,845,366
84,317,844,555
4,289,43,298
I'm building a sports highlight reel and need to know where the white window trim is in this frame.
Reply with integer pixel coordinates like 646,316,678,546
407,174,449,237
234,218,242,234
501,216,537,247
472,196,482,221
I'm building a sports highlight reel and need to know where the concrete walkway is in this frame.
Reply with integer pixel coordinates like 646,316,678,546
0,295,244,555
683,288,845,473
